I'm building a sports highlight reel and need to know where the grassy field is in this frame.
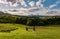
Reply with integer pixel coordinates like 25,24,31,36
0,23,60,39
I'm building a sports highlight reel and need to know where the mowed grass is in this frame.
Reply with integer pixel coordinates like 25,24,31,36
0,23,60,39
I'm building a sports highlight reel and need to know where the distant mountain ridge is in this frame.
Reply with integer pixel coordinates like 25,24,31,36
0,11,11,16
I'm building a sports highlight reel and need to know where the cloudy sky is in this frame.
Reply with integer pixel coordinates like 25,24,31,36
0,0,60,16
0,0,60,9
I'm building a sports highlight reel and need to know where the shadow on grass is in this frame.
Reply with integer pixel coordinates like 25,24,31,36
0,26,18,33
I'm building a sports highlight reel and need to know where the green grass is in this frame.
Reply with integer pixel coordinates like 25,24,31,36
0,23,60,39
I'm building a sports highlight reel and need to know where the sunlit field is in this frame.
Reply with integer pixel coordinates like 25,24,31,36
0,23,60,39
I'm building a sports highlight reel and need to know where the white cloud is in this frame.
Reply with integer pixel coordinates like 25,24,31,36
20,0,27,7
0,0,8,4
42,0,46,2
36,1,40,7
36,0,44,8
17,0,22,2
38,0,41,3
29,1,35,7
49,0,60,9
49,4,57,8
9,2,18,7
0,0,18,7
0,0,27,7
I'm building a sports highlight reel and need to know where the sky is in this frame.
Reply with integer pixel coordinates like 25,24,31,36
0,0,60,10
0,0,60,16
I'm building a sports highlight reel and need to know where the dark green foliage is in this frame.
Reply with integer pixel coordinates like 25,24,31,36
44,18,60,25
15,17,27,25
0,15,60,26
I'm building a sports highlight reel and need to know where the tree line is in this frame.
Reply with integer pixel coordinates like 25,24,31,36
0,15,60,26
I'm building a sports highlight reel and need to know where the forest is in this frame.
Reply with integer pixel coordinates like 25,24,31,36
0,15,60,26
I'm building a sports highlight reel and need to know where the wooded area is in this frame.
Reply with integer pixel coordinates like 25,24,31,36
0,15,60,26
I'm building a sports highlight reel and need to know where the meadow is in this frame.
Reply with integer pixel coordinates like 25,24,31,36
0,23,60,39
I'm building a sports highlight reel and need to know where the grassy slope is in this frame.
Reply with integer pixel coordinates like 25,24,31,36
0,23,60,39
